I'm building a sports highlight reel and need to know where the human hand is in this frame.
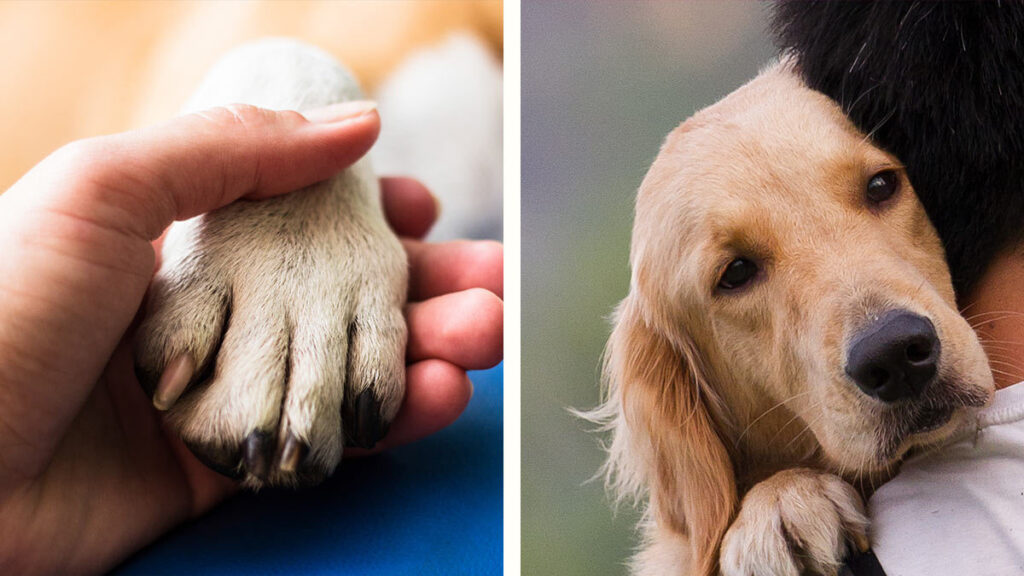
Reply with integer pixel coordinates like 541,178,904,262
0,104,502,575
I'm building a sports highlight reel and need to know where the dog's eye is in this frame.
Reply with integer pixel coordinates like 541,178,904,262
866,170,900,204
718,258,758,291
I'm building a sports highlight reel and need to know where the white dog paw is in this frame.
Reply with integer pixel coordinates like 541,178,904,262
134,171,407,488
719,468,868,576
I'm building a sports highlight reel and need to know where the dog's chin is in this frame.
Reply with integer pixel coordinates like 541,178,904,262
881,406,960,461
876,378,992,464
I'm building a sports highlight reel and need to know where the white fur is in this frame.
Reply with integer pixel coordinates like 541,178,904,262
135,38,407,487
374,33,503,240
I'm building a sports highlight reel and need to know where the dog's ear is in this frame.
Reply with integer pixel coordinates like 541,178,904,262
601,296,737,576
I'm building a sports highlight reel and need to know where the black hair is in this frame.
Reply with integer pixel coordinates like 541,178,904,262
772,1,1024,297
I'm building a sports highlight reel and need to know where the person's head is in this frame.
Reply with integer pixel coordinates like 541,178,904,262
773,1,1024,297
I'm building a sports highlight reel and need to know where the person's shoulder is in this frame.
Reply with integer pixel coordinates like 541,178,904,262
868,381,1024,575
977,382,1024,428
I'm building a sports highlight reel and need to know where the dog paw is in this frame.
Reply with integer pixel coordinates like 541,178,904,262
134,174,407,488
719,468,868,576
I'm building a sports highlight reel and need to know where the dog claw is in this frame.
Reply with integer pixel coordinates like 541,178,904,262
242,430,273,480
153,354,194,411
279,433,308,473
344,388,389,449
184,439,243,479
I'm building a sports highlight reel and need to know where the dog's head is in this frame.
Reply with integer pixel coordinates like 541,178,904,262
601,61,993,574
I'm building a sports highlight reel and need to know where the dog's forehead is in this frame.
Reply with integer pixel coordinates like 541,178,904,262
648,64,885,226
693,74,858,178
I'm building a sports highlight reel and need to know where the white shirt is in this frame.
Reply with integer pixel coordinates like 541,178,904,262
870,383,1024,576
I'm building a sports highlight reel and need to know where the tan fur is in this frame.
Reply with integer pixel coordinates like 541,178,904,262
590,60,995,575
720,469,868,576
603,299,736,575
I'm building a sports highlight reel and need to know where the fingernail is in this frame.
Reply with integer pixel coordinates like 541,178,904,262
153,354,194,411
303,100,377,124
431,192,442,220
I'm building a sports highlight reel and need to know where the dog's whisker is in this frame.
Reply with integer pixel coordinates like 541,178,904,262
964,310,1024,323
975,342,1024,353
985,361,1024,373
979,352,1021,364
989,368,1023,377
982,350,1023,360
975,337,1024,346
969,318,1024,330
976,341,1024,349
981,357,1024,370
783,412,823,452
958,300,982,315
985,365,1024,379
985,365,1023,378
980,349,1023,360
970,319,1024,333
988,368,1024,381
734,390,815,448
962,309,1024,319
765,403,819,448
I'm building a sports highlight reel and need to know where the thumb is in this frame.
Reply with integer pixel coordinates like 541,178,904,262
0,102,378,478
18,100,380,241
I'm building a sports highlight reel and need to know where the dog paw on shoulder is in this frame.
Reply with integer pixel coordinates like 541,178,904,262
719,468,869,576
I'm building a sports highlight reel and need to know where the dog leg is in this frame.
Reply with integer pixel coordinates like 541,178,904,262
134,38,407,488
629,520,692,576
719,469,868,576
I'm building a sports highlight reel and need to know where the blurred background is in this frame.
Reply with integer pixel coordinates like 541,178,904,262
522,2,775,574
0,0,502,240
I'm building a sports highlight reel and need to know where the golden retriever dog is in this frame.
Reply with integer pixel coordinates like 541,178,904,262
590,60,995,576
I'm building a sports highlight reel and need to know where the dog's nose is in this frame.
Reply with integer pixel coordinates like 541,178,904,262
845,311,940,402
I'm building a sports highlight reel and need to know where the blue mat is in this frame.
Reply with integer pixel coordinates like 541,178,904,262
114,364,503,575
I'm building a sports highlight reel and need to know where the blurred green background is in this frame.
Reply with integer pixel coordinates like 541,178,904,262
522,2,776,574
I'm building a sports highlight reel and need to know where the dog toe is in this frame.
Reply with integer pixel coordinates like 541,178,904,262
134,281,229,409
343,388,389,449
183,438,245,480
721,469,867,576
341,308,406,449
